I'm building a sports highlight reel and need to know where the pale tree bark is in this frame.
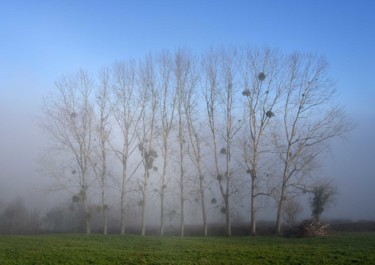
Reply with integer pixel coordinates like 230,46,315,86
223,68,232,236
203,48,241,236
157,52,176,236
138,55,159,236
183,66,208,236
240,48,283,236
202,49,222,234
274,53,352,235
40,70,94,234
173,49,193,237
90,67,112,235
221,48,244,237
111,60,144,235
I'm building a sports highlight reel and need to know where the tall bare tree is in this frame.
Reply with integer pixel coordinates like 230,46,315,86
157,52,176,236
111,60,144,235
203,48,241,236
173,49,194,237
240,48,283,235
203,49,223,233
274,53,352,235
90,67,112,235
219,48,243,236
183,63,208,236
40,70,95,234
138,55,159,236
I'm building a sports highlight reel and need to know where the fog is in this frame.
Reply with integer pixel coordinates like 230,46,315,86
323,114,375,220
1,66,374,229
1,2,375,235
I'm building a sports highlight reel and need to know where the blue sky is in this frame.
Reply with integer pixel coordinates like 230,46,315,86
1,1,375,111
1,0,375,219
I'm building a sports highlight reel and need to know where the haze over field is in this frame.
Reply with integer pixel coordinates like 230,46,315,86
1,0,375,230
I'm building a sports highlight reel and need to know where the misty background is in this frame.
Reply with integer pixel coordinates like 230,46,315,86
1,1,375,230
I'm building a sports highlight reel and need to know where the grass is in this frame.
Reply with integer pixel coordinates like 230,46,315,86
0,233,374,264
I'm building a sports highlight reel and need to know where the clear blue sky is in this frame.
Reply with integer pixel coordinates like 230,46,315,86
1,0,375,219
1,1,375,109
0,0,375,105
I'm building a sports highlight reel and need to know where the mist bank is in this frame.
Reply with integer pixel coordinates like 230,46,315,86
36,47,356,237
0,195,374,236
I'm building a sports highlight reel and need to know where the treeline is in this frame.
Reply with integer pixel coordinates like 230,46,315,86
38,46,351,236
1,197,374,236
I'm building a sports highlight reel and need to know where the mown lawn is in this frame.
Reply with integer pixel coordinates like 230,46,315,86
0,233,374,264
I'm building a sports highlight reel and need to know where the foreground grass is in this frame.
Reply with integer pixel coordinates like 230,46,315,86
0,233,374,264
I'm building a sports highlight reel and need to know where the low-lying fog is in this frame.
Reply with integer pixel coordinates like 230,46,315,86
0,94,374,226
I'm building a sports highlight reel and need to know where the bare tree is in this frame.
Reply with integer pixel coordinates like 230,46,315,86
220,49,243,236
111,60,145,235
173,49,194,237
90,67,112,235
183,54,208,236
138,55,159,236
157,52,176,236
202,49,224,234
203,48,241,236
40,70,95,234
274,53,352,235
240,48,283,235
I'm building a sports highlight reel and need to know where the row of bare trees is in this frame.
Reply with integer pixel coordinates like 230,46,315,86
39,47,351,236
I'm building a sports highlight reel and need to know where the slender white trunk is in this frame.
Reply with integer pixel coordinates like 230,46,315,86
250,176,256,236
141,170,149,236
160,140,168,236
120,161,127,235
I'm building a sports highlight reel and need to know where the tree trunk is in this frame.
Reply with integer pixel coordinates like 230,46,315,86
103,207,108,235
102,189,108,235
180,192,185,237
120,163,127,235
199,173,208,236
276,183,286,235
250,177,256,236
101,140,108,235
82,192,91,234
180,152,185,237
160,187,165,236
141,171,149,236
82,167,91,234
225,196,231,236
160,140,168,236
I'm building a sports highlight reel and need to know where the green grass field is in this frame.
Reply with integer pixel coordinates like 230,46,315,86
0,233,374,264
